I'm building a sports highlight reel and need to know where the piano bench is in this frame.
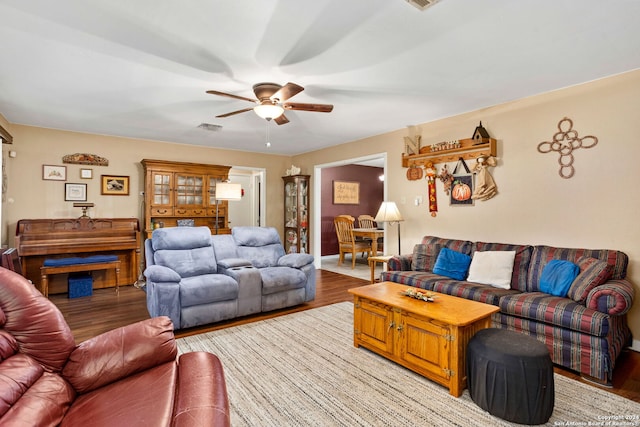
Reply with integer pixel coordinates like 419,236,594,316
40,255,121,298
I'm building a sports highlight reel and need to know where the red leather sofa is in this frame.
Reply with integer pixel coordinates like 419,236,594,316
0,267,230,426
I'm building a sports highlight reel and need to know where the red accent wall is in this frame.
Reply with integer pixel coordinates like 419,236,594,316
321,165,383,255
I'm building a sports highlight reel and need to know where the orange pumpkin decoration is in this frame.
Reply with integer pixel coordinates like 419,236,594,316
452,181,472,201
406,166,423,181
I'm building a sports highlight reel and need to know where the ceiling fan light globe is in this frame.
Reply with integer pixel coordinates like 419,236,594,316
254,104,284,120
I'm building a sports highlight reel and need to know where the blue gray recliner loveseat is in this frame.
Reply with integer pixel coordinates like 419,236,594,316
144,226,315,329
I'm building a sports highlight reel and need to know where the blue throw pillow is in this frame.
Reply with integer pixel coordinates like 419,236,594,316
432,248,472,280
539,260,580,297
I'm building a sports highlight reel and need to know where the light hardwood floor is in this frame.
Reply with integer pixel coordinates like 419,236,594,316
49,269,640,403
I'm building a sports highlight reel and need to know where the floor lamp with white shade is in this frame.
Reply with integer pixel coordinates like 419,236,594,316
215,182,242,234
374,201,404,255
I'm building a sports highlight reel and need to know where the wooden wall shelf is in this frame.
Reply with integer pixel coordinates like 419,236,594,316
402,138,496,167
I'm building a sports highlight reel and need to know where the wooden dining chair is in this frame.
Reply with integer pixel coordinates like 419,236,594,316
334,215,373,269
356,214,375,256
358,214,383,253
357,214,376,229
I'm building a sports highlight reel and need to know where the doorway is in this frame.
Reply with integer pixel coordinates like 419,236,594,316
228,168,265,228
312,153,387,269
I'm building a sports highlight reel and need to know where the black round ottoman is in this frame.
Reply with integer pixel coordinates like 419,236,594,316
467,328,554,425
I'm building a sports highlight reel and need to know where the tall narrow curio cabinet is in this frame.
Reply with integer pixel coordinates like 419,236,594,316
283,174,310,254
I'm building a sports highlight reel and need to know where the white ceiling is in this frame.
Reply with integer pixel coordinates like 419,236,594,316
1,0,639,155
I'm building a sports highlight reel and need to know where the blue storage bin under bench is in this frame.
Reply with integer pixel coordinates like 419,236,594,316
68,273,93,298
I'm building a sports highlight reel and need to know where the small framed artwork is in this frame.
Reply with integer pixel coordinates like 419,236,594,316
80,168,93,179
65,183,87,201
450,176,474,206
43,165,67,181
101,175,129,195
333,180,360,204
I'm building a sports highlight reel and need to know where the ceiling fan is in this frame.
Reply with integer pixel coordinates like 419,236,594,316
206,82,333,125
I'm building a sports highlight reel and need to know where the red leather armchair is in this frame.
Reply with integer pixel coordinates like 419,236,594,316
0,268,230,426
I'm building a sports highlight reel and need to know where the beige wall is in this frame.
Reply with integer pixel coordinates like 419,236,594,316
2,125,293,244
293,69,640,348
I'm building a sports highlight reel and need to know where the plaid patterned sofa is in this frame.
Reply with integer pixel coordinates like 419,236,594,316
380,236,635,385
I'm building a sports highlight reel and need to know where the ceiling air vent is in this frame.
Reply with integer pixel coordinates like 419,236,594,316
197,123,223,132
405,0,441,11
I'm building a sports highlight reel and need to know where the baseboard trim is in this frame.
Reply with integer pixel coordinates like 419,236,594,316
629,339,640,353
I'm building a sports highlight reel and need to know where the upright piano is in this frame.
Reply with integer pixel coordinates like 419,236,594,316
16,217,140,295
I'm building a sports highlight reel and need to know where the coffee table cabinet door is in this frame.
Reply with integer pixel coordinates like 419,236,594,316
355,300,395,354
398,314,450,381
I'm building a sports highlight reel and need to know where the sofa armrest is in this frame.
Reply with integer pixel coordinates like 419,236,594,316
144,264,181,282
586,279,635,316
172,352,230,427
278,253,314,269
62,316,177,393
388,255,413,271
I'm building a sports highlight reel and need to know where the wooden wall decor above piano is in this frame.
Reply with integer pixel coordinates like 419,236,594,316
63,153,109,166
15,217,140,295
141,159,232,238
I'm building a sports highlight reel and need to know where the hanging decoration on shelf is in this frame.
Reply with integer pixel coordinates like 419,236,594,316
406,165,423,181
537,117,598,179
471,155,498,201
450,158,474,206
437,164,454,195
425,162,438,217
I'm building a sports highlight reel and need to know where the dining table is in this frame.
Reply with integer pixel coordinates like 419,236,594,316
351,227,384,255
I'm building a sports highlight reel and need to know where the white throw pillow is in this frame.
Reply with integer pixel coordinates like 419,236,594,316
467,251,517,289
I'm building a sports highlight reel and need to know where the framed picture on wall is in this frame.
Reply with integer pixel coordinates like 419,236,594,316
80,168,93,179
42,165,67,181
65,183,87,201
333,180,360,204
101,175,129,195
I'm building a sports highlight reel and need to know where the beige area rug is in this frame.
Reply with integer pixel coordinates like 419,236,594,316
177,303,640,426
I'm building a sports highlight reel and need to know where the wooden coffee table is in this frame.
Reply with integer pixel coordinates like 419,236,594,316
348,282,499,397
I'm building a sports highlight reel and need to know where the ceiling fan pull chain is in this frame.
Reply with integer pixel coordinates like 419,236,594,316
265,121,271,148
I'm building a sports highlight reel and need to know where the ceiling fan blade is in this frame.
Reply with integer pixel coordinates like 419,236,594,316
271,82,304,102
216,107,255,118
283,102,333,113
206,90,257,103
274,114,290,125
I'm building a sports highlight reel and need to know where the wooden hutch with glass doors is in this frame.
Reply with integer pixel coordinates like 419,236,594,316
141,159,232,238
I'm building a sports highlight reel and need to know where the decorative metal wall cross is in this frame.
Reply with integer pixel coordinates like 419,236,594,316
537,117,598,179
